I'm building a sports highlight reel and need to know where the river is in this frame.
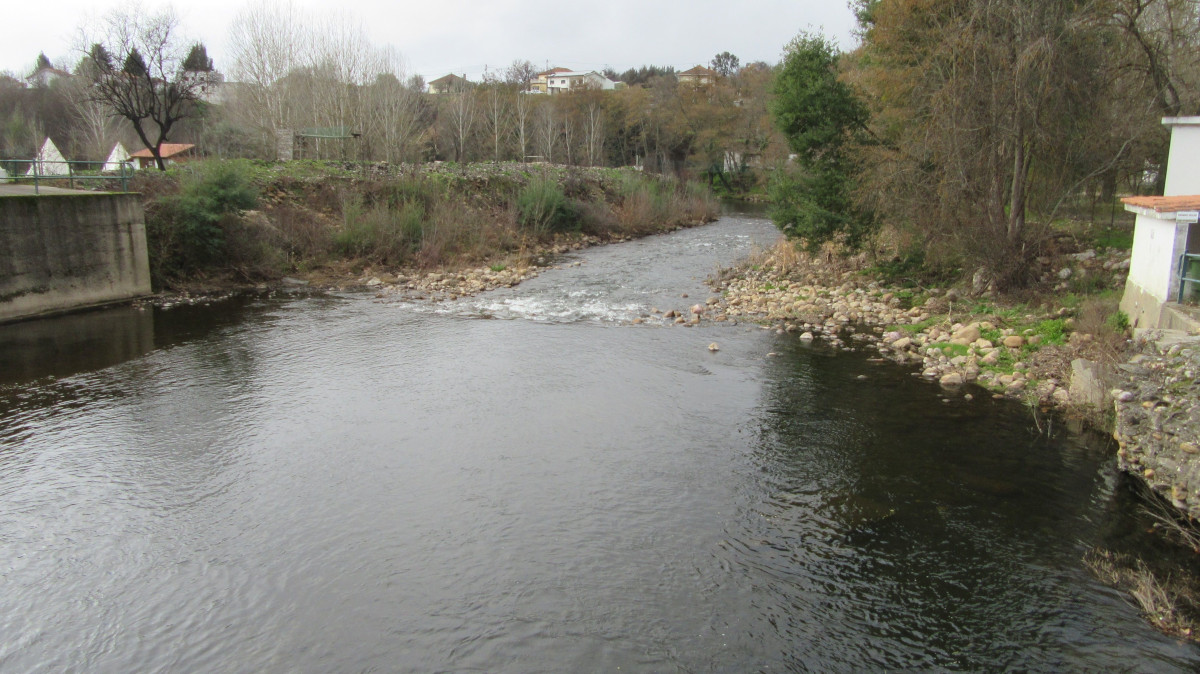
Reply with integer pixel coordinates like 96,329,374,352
1,213,1197,672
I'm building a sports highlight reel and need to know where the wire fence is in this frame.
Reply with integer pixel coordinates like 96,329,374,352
0,159,134,194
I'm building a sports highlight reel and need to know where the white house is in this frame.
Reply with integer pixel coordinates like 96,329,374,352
544,71,616,94
25,137,69,176
1121,116,1200,329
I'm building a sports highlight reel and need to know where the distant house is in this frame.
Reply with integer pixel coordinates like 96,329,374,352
544,71,616,94
1120,116,1200,330
25,137,69,176
530,67,572,94
428,73,471,94
26,65,69,88
129,143,196,169
677,65,717,86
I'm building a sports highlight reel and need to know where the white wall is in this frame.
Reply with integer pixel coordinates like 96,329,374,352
1164,118,1200,196
1128,212,1189,302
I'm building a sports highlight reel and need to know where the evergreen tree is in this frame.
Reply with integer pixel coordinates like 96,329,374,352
123,48,148,77
182,43,214,72
768,33,874,251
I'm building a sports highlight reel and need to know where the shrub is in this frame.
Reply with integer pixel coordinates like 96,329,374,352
517,177,579,234
145,160,258,283
335,196,424,264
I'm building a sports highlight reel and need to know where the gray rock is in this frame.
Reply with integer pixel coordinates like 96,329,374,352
940,373,965,387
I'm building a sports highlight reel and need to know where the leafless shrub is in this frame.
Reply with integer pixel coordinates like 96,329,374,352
1084,548,1200,640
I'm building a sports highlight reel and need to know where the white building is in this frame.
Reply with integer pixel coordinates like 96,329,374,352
1121,117,1200,330
544,71,616,94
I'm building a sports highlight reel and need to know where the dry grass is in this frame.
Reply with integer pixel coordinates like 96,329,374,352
1085,548,1200,640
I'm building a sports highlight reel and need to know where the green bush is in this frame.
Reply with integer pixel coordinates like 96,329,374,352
1107,310,1131,333
146,160,258,283
336,197,425,263
517,177,579,234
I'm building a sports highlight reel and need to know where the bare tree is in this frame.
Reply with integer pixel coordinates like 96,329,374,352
443,78,476,162
227,0,307,137
513,88,533,160
361,47,427,162
82,6,214,169
535,98,557,162
504,59,538,91
480,71,510,161
579,90,606,166
65,75,120,160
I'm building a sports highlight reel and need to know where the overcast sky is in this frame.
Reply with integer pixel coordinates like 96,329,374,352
4,0,859,83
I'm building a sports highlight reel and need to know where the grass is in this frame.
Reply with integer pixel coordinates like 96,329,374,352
1094,225,1135,251
930,342,970,358
1085,548,1200,640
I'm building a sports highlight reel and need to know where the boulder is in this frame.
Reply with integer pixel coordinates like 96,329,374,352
952,325,982,344
1003,335,1025,348
940,372,965,387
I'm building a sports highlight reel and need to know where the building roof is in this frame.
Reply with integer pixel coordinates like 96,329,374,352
679,65,717,77
429,73,467,86
128,143,195,159
536,67,571,77
1122,195,1200,214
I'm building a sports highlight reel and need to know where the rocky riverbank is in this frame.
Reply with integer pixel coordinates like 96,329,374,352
694,241,1134,409
1114,331,1200,522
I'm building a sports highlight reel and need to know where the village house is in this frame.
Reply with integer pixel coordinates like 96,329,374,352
25,64,70,88
129,143,196,169
544,71,616,94
427,73,471,94
677,65,717,86
1120,116,1200,331
529,67,572,94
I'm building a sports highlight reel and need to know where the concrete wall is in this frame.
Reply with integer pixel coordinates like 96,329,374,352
1127,212,1188,303
1164,118,1200,196
0,193,150,323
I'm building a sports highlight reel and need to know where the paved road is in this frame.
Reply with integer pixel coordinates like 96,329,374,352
0,184,104,196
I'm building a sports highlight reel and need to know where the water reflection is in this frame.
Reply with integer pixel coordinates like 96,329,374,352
0,291,319,387
732,336,1197,670
0,305,154,385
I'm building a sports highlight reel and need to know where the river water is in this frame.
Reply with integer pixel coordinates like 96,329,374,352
1,214,1198,672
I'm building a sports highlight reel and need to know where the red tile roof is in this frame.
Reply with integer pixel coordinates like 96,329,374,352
128,143,195,159
1122,195,1200,213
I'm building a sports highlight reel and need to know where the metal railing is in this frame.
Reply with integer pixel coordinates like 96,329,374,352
0,159,134,194
1179,252,1200,303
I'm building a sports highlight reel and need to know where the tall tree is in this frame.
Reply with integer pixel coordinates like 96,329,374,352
852,0,1119,286
182,43,214,72
711,51,740,77
84,6,215,169
769,33,874,250
480,71,511,161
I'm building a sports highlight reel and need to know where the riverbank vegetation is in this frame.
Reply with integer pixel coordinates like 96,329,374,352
765,1,1196,296
133,160,717,289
